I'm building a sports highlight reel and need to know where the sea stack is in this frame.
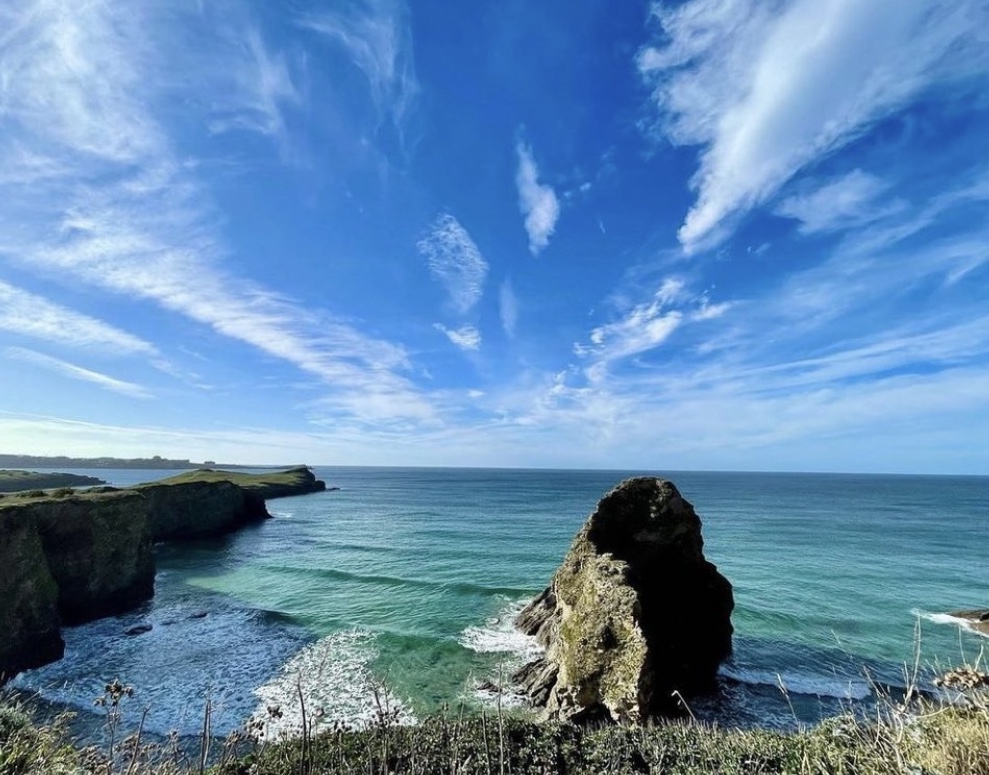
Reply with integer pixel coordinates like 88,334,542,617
513,477,734,723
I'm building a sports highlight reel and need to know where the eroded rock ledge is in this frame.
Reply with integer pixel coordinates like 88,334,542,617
513,477,734,723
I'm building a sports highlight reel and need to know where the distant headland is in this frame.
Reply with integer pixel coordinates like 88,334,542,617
0,454,292,470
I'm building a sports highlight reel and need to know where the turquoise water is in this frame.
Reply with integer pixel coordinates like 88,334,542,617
13,468,988,735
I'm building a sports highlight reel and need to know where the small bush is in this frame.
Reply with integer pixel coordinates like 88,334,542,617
0,703,32,742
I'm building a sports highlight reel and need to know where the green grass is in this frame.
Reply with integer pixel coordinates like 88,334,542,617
2,669,986,775
144,467,316,493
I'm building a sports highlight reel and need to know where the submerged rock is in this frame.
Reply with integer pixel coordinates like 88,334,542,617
513,477,734,723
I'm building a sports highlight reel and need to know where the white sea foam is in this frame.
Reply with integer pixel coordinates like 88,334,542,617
915,609,989,639
719,666,872,701
251,629,415,738
459,598,544,661
459,598,544,710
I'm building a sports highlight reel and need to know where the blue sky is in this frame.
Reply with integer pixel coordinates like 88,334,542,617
0,0,987,473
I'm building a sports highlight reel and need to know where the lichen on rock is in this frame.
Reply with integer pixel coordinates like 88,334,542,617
514,477,734,723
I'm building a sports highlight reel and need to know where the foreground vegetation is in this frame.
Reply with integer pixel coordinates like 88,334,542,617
2,670,986,775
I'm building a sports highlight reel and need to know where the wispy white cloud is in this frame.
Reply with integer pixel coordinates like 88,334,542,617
434,324,482,352
0,0,433,424
515,141,560,255
207,27,301,144
418,214,489,315
499,279,519,338
0,280,157,355
776,170,904,234
576,278,686,362
691,298,731,321
639,0,989,249
5,347,152,399
298,0,418,128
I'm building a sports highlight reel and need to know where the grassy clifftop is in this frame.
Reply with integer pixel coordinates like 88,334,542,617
146,466,327,499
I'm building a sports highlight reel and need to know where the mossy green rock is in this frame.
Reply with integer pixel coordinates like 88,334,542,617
514,477,734,723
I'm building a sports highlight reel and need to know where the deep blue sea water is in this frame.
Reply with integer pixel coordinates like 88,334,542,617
12,467,988,737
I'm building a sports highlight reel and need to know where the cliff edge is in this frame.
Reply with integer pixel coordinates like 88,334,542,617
513,477,734,723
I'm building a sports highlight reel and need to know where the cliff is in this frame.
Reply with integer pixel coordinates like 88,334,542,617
513,477,734,723
135,479,270,541
133,465,328,540
0,506,63,680
0,467,327,682
0,490,154,678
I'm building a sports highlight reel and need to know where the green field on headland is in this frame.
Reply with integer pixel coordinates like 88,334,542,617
146,466,330,499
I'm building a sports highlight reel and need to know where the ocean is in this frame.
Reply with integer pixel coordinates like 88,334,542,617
11,467,988,738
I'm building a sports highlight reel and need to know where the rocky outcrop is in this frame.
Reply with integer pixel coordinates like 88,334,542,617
136,480,269,541
513,477,734,723
0,510,64,680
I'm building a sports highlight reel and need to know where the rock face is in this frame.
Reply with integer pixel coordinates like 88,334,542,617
0,510,64,680
513,477,734,723
0,490,154,678
137,480,270,541
10,492,156,626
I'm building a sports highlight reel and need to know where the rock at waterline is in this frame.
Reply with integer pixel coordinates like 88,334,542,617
124,624,153,636
513,477,734,723
949,609,989,636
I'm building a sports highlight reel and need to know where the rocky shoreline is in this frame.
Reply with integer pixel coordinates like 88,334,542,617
0,466,326,683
